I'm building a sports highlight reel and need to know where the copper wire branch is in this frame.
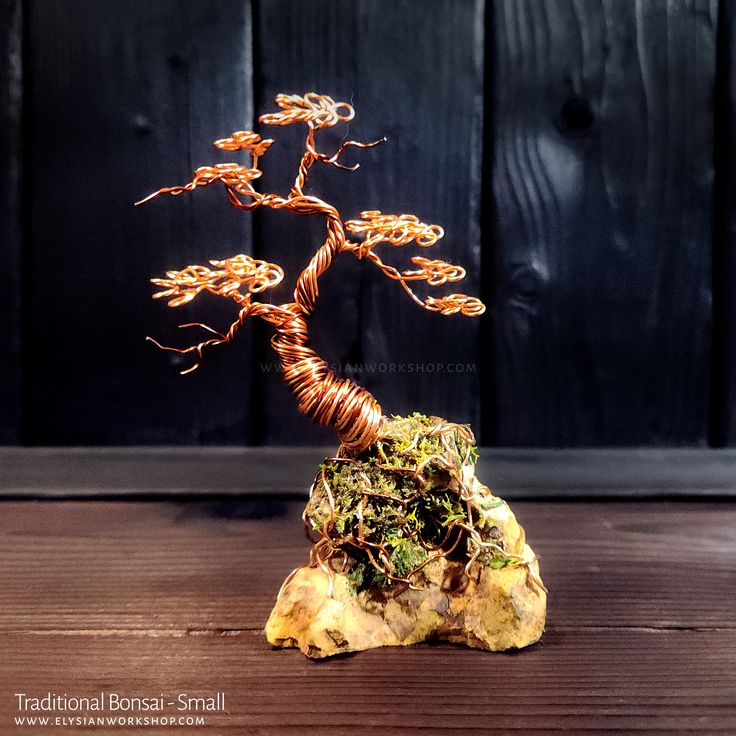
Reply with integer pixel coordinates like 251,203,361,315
139,92,486,453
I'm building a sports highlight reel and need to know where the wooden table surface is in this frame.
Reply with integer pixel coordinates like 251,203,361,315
1,498,735,735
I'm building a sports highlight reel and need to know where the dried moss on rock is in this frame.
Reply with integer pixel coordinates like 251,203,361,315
304,413,539,591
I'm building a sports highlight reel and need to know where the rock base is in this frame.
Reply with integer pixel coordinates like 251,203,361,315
266,551,546,658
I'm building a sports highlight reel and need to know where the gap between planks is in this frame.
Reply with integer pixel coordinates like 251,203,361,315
3,623,735,638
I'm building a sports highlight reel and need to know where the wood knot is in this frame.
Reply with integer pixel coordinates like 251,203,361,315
558,96,595,137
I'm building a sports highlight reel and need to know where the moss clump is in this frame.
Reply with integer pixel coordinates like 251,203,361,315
345,536,428,589
304,413,521,591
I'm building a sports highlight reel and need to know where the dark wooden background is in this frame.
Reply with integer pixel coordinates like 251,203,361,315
1,0,733,448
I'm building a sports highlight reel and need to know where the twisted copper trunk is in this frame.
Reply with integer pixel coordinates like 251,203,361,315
269,203,383,452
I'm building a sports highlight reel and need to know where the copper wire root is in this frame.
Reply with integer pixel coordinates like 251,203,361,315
140,92,485,453
302,418,546,596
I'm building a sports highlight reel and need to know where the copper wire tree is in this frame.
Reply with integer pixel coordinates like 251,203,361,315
139,92,485,455
139,93,548,596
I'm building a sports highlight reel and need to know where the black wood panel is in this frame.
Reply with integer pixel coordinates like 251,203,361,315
0,1,726,448
25,0,254,444
253,0,485,444
0,0,23,443
713,0,736,446
488,0,716,446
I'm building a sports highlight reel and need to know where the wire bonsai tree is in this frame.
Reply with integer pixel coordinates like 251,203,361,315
138,92,484,453
139,93,544,613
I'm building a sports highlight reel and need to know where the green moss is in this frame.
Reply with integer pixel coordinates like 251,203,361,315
305,413,514,589
486,557,517,570
351,537,428,591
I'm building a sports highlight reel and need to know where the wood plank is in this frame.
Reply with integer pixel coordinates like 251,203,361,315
25,0,254,444
713,0,736,446
488,0,716,446
0,0,23,443
5,447,736,497
253,0,484,443
1,501,734,632
1,499,734,733
1,628,734,735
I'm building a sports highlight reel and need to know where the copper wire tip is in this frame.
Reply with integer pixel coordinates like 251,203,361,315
134,191,160,206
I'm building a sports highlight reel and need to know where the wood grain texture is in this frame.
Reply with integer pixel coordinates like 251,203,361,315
1,501,735,631
488,0,717,446
1,499,735,734
713,0,736,446
2,630,735,735
0,0,23,443
24,0,254,444
253,0,485,444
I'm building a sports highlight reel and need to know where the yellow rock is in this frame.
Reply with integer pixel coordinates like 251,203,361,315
266,550,546,658
267,417,547,658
